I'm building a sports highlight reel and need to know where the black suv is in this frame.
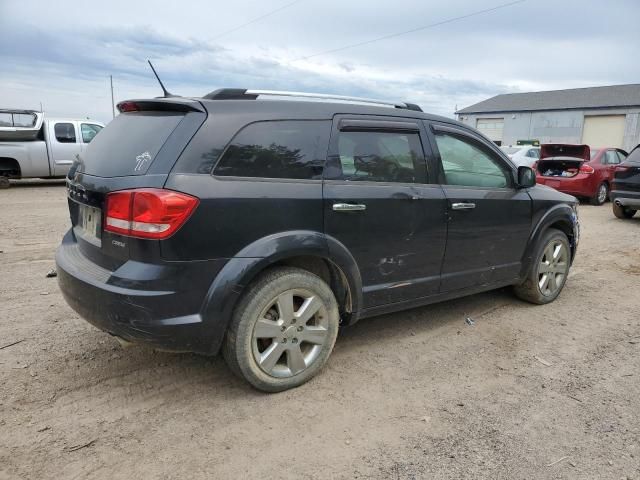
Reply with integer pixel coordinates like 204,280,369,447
57,89,580,392
611,144,640,219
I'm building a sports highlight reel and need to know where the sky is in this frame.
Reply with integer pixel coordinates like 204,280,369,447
1,0,638,124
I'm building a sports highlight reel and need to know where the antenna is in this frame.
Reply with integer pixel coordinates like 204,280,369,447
147,60,175,98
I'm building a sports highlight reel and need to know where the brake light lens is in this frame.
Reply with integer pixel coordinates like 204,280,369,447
579,164,594,174
117,101,140,113
104,189,199,239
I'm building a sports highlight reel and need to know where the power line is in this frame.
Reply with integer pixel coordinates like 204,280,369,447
295,0,527,61
209,0,306,41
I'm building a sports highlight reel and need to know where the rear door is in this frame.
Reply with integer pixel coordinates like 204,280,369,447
49,121,82,176
426,122,532,291
323,115,447,308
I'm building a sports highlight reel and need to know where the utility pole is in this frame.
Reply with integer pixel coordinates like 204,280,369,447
110,75,115,119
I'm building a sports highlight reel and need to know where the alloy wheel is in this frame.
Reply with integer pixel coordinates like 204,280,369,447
251,289,330,378
597,184,608,204
537,240,569,296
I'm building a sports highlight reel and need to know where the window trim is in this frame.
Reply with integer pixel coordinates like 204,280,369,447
325,114,430,184
339,119,420,133
428,122,516,189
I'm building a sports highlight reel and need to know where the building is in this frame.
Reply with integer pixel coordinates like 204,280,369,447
455,84,640,151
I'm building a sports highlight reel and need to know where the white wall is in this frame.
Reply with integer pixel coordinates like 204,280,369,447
458,108,640,151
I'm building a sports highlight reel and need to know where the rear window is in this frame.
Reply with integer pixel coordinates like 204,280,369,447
213,120,330,179
79,112,184,177
627,147,640,164
590,149,601,160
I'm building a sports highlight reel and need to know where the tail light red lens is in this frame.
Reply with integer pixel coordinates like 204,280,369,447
579,164,595,174
104,189,199,239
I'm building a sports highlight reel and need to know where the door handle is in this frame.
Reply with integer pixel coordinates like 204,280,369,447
332,203,367,212
451,202,476,210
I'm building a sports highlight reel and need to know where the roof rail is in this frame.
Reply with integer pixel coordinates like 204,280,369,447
202,88,423,112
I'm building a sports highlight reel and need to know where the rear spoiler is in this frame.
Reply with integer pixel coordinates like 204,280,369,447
540,144,590,161
117,98,204,113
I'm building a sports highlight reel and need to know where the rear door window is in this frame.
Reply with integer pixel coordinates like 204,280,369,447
332,130,425,183
214,120,330,179
604,150,621,164
54,123,77,143
80,112,184,177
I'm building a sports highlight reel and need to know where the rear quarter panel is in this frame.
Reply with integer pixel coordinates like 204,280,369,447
162,174,324,261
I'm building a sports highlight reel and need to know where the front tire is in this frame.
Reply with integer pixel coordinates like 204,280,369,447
222,267,340,392
590,182,608,205
514,228,571,305
612,202,636,219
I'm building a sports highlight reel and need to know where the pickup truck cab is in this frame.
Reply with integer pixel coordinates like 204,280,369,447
0,109,104,188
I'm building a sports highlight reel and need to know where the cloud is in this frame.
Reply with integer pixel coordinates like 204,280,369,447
1,0,639,123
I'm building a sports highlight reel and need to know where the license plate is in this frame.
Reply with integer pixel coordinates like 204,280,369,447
77,204,102,241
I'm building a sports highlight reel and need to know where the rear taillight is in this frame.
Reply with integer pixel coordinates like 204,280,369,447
579,164,594,174
104,188,199,239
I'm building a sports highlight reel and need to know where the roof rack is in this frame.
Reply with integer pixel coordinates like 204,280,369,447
202,88,423,112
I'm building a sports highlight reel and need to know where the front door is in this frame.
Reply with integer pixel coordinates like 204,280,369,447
323,115,447,308
427,122,532,292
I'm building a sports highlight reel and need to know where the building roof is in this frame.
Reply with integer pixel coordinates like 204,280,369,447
456,83,640,114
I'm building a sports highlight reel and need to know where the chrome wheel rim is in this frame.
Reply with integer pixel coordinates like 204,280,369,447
251,289,329,378
598,184,607,204
538,240,569,296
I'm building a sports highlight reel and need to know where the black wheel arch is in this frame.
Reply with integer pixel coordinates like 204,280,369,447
200,230,363,355
520,203,578,280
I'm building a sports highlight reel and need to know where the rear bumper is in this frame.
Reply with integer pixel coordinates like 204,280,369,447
56,230,226,354
536,174,596,198
611,190,640,209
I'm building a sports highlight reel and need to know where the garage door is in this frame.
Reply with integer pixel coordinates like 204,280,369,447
581,115,626,148
476,118,504,145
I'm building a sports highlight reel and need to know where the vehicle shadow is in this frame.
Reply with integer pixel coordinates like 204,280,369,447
6,179,66,188
59,287,527,399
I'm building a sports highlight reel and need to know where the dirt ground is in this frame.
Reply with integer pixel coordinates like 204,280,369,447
1,180,639,480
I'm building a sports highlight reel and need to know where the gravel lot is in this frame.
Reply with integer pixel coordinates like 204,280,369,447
1,181,639,480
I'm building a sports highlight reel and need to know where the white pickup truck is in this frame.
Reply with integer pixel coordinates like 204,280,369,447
0,109,104,188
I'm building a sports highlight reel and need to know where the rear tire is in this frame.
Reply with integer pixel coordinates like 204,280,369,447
514,228,571,305
590,182,608,205
612,202,637,219
222,267,340,392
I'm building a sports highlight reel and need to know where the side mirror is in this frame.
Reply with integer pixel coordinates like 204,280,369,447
517,166,536,188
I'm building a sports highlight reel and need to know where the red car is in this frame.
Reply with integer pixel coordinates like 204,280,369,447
535,144,628,205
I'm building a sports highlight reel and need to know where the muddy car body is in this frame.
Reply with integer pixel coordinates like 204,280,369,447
56,90,580,391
